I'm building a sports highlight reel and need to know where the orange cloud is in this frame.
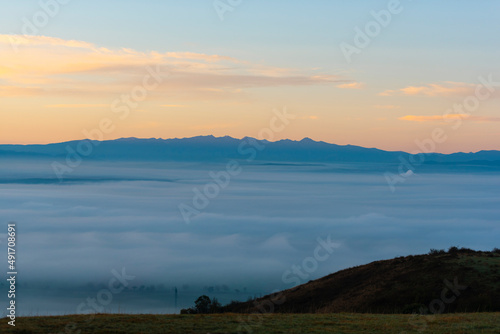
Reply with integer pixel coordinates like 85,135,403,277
1,34,95,50
0,34,342,99
381,82,475,97
0,85,43,97
337,82,365,89
399,114,500,122
45,104,108,108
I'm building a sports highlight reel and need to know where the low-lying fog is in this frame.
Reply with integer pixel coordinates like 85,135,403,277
0,159,498,315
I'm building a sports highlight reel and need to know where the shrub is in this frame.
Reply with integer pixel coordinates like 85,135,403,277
181,295,223,314
429,249,445,255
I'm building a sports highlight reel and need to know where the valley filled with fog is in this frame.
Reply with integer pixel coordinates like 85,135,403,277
1,159,498,316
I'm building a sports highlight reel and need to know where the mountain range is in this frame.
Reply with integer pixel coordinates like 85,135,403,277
1,136,500,165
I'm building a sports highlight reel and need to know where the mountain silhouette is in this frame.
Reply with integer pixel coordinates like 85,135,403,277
1,136,499,166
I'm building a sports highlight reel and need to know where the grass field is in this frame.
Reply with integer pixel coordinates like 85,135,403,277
1,313,499,334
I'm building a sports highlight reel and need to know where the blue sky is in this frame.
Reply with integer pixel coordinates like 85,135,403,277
1,0,499,152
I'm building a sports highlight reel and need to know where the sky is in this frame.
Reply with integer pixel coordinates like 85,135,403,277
1,0,499,153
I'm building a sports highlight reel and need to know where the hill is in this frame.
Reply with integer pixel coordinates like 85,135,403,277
222,249,500,314
2,250,499,333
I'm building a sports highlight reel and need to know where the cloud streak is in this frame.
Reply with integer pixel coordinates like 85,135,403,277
380,82,477,97
45,104,109,108
336,82,364,89
399,114,500,123
0,34,343,100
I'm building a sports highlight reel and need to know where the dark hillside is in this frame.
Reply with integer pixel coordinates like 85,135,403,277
223,249,500,314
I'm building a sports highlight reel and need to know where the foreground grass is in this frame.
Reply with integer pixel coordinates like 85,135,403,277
1,313,499,334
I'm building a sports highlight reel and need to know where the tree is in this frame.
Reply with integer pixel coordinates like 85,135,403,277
195,295,212,314
209,298,222,313
180,295,223,314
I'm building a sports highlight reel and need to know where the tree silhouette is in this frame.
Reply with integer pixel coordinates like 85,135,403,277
180,295,223,314
194,295,211,314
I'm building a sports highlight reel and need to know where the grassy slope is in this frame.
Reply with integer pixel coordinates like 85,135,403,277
1,313,500,334
3,252,499,333
224,251,500,314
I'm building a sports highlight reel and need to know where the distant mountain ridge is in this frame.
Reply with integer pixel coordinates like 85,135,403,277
1,136,500,164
